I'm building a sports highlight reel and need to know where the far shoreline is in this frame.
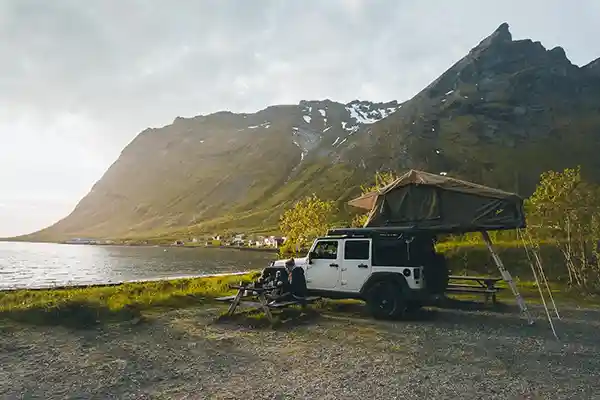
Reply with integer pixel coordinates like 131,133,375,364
0,239,280,253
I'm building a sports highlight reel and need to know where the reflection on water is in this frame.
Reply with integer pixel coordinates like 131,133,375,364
0,242,276,290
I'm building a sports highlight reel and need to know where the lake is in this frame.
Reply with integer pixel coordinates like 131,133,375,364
0,241,277,290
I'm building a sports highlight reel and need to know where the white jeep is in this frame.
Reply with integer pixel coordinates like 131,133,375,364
264,227,449,319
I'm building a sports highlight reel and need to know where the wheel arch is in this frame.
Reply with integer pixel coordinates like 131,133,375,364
359,272,409,296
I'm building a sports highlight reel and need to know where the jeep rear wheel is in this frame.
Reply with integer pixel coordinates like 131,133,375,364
406,301,422,313
366,281,406,319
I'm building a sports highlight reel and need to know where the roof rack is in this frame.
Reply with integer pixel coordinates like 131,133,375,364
326,226,434,237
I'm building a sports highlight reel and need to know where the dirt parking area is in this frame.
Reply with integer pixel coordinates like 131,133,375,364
1,301,600,400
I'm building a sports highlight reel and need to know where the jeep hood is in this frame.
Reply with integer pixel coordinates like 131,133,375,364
271,257,308,267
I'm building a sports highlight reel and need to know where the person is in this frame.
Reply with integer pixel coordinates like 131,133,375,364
284,258,308,306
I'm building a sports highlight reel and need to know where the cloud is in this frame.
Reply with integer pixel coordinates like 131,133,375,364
0,0,599,236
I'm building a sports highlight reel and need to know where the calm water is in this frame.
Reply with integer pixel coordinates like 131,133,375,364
0,242,276,290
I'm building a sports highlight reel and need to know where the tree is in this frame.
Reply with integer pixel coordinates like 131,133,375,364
351,171,398,227
527,166,600,289
279,194,337,251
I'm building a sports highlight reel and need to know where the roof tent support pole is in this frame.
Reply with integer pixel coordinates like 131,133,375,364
481,231,534,325
523,229,560,320
517,229,559,339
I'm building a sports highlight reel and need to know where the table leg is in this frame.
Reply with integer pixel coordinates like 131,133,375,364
227,289,244,315
258,293,274,323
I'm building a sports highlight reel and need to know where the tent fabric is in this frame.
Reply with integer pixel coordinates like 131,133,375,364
348,170,526,233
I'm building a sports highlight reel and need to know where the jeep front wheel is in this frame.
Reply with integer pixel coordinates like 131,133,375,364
366,281,406,319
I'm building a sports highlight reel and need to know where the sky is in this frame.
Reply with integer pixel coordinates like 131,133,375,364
1,0,599,237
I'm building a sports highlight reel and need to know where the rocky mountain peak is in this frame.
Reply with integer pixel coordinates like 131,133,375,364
417,23,580,100
473,22,512,51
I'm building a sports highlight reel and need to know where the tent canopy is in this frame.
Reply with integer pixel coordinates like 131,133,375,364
348,170,526,233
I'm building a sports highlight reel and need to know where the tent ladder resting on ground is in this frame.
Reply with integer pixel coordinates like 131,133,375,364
348,169,561,339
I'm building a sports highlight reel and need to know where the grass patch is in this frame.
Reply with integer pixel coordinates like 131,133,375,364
0,272,261,329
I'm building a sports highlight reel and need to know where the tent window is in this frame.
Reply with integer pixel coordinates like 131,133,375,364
383,185,441,223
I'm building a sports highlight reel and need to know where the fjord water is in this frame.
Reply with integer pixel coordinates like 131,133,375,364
0,241,275,290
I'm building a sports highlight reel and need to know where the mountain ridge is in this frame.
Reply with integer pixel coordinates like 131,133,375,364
21,23,600,241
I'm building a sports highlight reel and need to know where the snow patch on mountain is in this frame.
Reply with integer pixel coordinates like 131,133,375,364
291,126,322,155
292,140,307,161
341,121,359,133
247,121,271,129
345,101,400,125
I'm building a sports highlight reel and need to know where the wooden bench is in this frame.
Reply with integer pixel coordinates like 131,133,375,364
446,275,504,304
267,296,321,309
215,284,320,323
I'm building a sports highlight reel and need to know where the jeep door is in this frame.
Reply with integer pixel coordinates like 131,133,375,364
340,239,372,292
305,239,341,289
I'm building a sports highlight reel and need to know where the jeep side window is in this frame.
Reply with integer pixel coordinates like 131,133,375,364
344,240,370,260
312,240,338,260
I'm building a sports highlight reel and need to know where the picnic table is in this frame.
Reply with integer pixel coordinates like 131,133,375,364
215,282,320,324
446,275,504,304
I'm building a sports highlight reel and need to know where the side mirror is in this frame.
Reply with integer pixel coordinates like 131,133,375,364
308,251,316,264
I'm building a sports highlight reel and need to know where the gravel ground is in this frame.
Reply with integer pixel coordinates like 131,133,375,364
1,301,600,400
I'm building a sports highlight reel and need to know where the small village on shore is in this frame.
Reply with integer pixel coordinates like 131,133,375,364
62,233,287,251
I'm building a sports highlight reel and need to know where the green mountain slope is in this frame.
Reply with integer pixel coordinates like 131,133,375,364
24,23,600,241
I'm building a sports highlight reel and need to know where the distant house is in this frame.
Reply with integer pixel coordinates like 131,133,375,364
231,233,246,246
64,238,97,245
208,235,222,246
263,236,285,248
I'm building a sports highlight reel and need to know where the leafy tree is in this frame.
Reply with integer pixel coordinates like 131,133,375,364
527,166,600,289
279,194,337,251
351,171,398,227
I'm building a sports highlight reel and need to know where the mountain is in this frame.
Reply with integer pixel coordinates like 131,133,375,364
339,23,600,192
27,99,400,240
25,23,600,241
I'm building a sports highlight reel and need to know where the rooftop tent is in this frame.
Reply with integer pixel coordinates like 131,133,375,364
348,169,526,233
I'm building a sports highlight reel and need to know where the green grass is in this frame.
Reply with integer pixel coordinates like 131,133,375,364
0,272,261,329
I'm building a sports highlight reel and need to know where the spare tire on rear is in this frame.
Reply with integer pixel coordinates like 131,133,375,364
423,253,449,295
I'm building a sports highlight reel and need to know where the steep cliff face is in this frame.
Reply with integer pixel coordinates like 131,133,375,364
341,23,600,191
29,23,600,240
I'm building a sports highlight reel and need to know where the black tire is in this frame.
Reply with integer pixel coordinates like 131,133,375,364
406,301,422,313
366,281,406,320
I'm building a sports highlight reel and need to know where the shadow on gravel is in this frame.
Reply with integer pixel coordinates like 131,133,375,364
437,297,516,313
424,305,600,346
316,297,512,320
315,297,600,346
0,301,145,330
214,307,322,330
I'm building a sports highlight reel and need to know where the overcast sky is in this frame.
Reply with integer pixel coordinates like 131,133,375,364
1,0,599,237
